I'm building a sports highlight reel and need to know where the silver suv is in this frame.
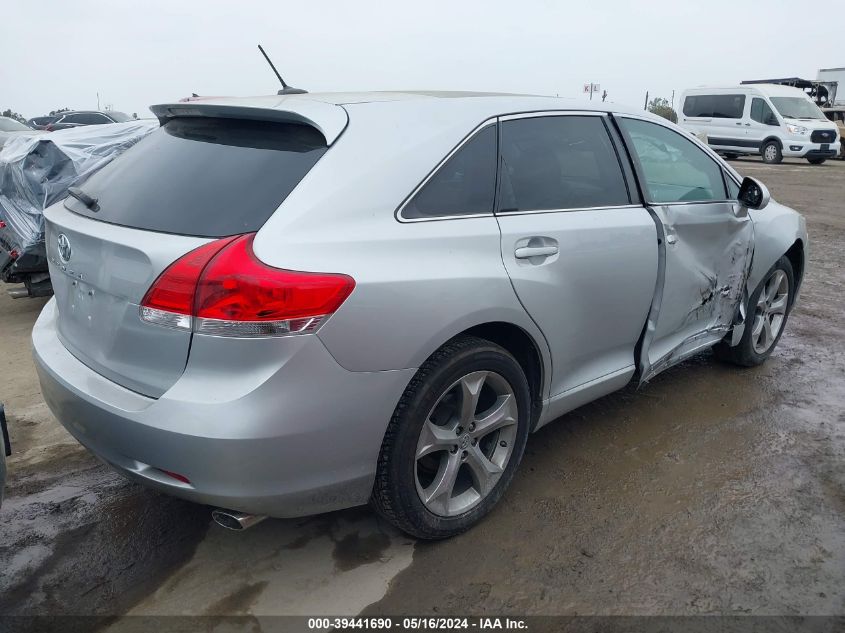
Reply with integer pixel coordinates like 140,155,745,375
33,92,807,538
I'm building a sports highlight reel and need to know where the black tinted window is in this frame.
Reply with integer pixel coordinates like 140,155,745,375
65,117,328,237
620,117,727,203
683,94,746,119
403,125,497,219
499,116,629,212
750,98,778,125
64,113,106,125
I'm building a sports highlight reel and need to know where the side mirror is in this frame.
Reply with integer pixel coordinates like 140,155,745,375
737,176,770,210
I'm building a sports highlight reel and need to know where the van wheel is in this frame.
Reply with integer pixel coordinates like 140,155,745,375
761,141,782,164
371,335,531,539
807,158,826,165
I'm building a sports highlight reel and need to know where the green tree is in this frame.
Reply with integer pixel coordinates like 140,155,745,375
48,108,71,116
647,97,678,123
1,109,27,123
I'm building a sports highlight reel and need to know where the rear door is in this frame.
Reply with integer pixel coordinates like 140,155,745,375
47,115,330,397
496,112,658,397
616,116,753,380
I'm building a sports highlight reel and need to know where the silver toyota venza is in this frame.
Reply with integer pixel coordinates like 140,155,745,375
33,92,807,538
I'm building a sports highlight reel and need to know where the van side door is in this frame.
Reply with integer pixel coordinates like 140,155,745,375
495,112,658,403
616,116,754,381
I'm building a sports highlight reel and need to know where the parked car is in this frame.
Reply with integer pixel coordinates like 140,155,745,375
32,92,807,539
0,121,158,298
28,116,58,130
45,110,132,131
679,84,841,164
0,116,43,150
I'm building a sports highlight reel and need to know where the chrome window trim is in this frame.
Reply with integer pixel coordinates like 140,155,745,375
498,110,606,122
496,203,642,217
396,117,499,224
648,199,738,207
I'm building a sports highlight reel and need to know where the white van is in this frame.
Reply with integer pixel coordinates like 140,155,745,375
679,84,841,164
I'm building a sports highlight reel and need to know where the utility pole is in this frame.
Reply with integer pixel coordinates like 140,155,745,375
97,92,100,110
644,91,649,110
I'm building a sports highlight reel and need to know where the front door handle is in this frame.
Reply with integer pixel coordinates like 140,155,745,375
515,245,559,259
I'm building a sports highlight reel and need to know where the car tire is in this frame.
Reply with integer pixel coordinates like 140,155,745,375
371,335,531,539
761,140,783,164
724,153,739,160
713,256,795,367
807,158,826,165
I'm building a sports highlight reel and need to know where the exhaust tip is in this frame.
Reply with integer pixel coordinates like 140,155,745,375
211,508,267,531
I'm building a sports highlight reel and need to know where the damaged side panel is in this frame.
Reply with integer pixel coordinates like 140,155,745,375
639,201,754,383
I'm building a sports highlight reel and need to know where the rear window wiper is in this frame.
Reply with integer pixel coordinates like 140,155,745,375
67,186,100,212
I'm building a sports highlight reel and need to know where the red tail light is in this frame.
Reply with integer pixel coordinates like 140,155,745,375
140,233,355,337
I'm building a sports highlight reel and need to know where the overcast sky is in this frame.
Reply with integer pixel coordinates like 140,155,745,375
1,0,839,119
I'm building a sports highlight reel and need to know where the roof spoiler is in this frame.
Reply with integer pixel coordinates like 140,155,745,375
149,100,348,145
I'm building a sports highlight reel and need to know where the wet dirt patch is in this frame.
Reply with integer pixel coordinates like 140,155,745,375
332,530,392,572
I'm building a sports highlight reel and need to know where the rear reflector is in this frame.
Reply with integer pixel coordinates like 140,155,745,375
158,469,191,484
140,233,355,338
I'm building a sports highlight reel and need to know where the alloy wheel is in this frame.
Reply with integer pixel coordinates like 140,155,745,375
751,269,789,354
414,371,518,517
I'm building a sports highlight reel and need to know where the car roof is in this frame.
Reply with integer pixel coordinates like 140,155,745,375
155,91,657,144
170,90,652,115
58,110,127,117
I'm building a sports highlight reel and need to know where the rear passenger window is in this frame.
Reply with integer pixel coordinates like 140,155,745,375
683,94,746,119
619,117,728,203
498,116,629,212
402,125,497,219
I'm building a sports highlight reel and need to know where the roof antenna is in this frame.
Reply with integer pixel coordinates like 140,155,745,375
258,44,307,95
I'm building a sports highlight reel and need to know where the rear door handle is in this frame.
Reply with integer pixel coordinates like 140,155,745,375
515,245,559,259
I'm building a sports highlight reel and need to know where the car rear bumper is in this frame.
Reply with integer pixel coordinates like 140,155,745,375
33,298,415,518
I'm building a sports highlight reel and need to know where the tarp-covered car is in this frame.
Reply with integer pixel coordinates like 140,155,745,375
0,121,158,297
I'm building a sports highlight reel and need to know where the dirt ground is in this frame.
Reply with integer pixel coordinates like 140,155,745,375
1,157,843,627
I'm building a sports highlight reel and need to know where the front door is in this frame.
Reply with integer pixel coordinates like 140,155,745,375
747,97,781,152
616,116,754,381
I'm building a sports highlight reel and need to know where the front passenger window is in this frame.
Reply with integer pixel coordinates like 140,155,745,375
619,118,728,204
750,98,778,126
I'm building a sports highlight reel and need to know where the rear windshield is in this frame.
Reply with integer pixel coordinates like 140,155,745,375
65,117,328,237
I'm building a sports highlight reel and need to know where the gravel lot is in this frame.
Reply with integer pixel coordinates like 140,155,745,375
1,157,843,628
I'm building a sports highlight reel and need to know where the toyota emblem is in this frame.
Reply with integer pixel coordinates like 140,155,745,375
57,233,72,263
